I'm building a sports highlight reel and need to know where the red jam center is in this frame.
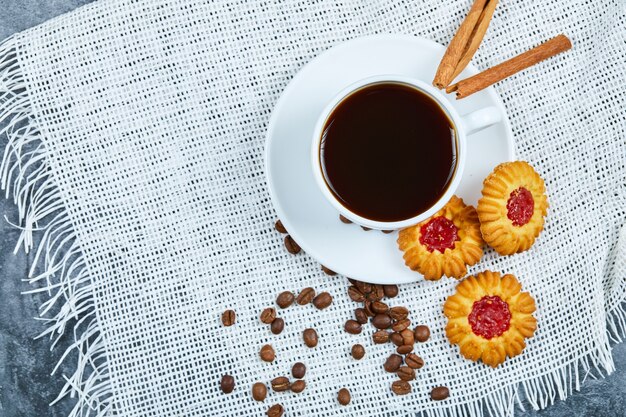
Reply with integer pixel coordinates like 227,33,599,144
506,187,534,226
419,216,459,253
468,296,511,339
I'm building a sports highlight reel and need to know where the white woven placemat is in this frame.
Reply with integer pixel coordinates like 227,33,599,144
1,0,625,416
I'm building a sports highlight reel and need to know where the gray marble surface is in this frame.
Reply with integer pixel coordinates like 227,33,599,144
0,1,624,416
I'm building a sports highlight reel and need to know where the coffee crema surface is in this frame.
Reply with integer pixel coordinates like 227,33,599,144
320,82,457,222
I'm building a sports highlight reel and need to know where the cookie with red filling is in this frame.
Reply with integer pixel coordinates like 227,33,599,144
444,270,537,368
397,196,483,280
478,161,548,255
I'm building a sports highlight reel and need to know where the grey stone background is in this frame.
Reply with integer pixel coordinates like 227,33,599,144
0,1,624,416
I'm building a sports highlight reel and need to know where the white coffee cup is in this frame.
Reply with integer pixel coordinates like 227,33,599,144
310,74,501,230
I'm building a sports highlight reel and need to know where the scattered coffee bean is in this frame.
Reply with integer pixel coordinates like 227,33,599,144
271,318,285,335
337,388,351,405
363,300,375,317
397,366,416,381
414,325,431,342
274,220,287,233
391,380,412,395
366,285,384,301
430,386,450,401
292,362,306,379
383,354,403,372
312,292,333,309
266,404,284,417
361,226,371,231
252,382,267,401
321,265,336,275
260,307,277,324
220,375,235,393
303,328,318,347
382,284,399,298
221,309,236,327
354,308,368,324
339,214,352,224
276,291,295,309
390,332,403,346
284,235,301,254
351,344,365,360
372,330,390,344
344,319,362,335
389,306,409,321
400,329,415,346
392,318,411,333
354,281,372,295
347,286,365,302
296,287,315,305
396,344,413,355
371,301,389,314
381,230,395,234
405,353,424,369
260,344,275,362
271,376,290,392
290,379,306,393
372,313,392,329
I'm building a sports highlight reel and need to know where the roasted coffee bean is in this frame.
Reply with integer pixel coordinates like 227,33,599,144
396,344,413,355
275,220,287,233
303,328,318,347
344,319,362,335
400,329,415,346
390,332,403,346
260,307,277,324
292,362,306,379
266,404,284,417
397,366,416,381
391,380,412,395
384,354,403,372
389,306,409,321
363,300,375,317
430,386,450,401
372,313,392,329
366,285,384,301
361,226,371,231
414,325,431,342
271,318,285,335
392,318,411,332
381,230,395,234
354,308,368,324
337,388,351,405
347,286,365,302
339,214,352,224
276,291,295,309
371,301,389,314
220,375,235,393
290,379,306,393
271,376,290,392
405,353,424,369
260,344,275,362
221,309,236,327
351,344,365,360
296,287,316,305
372,330,390,344
312,292,333,309
354,280,372,295
383,284,399,298
284,235,301,254
252,382,267,401
321,265,336,275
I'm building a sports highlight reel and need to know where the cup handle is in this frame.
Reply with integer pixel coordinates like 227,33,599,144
461,106,501,135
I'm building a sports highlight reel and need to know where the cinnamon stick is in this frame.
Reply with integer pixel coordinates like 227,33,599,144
446,34,572,99
449,0,499,82
433,0,488,89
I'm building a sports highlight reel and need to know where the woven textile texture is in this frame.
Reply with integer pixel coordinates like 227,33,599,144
1,0,625,416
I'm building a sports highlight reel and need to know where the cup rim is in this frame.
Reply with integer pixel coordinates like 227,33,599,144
310,74,467,230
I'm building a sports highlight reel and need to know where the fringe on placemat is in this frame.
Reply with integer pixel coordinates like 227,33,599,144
0,36,112,417
606,224,626,344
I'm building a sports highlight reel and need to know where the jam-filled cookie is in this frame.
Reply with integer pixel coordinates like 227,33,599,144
397,196,483,280
477,161,548,255
443,271,537,368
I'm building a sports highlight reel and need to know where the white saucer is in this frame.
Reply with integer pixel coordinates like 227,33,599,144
265,34,514,284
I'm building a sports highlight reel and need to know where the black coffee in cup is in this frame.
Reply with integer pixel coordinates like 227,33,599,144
319,82,457,222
